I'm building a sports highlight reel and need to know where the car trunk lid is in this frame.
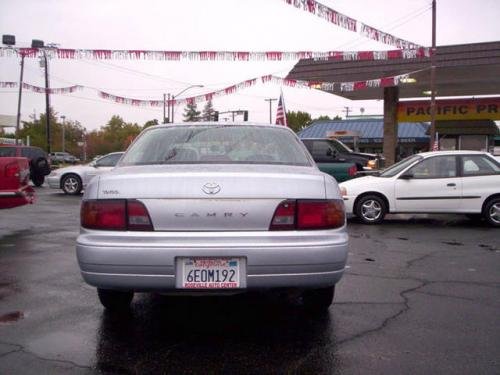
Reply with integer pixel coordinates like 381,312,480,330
96,164,326,231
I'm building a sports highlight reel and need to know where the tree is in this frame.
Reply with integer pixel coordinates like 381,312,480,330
143,119,159,129
315,115,331,121
201,100,216,121
286,111,312,133
17,107,85,155
86,115,142,159
183,102,201,122
333,115,342,120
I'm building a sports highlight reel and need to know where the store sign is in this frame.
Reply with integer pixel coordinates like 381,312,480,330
398,97,500,121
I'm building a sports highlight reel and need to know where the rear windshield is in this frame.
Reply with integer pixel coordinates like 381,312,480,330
120,125,312,166
0,147,16,157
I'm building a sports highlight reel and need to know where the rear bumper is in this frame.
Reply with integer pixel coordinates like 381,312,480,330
76,229,349,292
0,186,35,209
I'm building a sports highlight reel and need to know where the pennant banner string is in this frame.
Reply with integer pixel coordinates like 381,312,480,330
1,70,424,107
0,82,83,94
0,46,430,62
282,0,423,50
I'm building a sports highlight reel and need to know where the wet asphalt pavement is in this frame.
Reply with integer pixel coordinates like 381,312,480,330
0,186,499,375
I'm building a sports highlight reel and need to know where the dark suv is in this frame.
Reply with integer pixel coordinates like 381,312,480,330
0,145,51,186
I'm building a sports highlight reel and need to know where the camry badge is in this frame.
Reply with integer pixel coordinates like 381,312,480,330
202,182,221,195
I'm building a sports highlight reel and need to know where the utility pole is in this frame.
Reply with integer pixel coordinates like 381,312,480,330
167,93,171,123
15,53,25,145
343,106,351,118
163,93,167,123
60,115,66,152
429,0,437,150
265,98,277,124
44,50,51,153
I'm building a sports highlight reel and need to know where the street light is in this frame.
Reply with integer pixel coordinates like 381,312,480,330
169,85,204,123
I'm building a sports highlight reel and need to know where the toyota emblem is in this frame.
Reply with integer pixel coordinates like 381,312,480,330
202,182,221,195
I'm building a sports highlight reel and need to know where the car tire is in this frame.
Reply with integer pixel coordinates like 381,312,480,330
302,286,335,311
31,174,45,187
97,289,134,311
61,174,82,195
483,198,500,227
465,214,483,222
355,194,387,224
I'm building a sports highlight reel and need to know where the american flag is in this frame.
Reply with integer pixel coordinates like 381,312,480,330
432,132,439,151
275,90,287,126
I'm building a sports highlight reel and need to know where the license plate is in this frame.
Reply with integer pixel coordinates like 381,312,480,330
176,257,245,289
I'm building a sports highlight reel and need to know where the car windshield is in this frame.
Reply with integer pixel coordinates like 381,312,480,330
120,125,312,166
379,154,423,177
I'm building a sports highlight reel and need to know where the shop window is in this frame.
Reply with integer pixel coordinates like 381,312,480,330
460,135,488,151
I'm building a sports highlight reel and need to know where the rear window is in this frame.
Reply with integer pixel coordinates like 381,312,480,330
0,147,16,157
120,125,312,166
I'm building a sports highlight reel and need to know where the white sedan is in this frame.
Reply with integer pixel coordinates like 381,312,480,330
339,151,500,226
47,152,124,195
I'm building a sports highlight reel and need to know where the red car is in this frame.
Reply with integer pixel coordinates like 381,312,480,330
0,157,35,209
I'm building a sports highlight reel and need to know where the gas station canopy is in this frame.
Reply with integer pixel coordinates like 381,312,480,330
286,41,500,100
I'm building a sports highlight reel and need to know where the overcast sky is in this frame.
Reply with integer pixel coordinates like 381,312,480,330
1,0,499,131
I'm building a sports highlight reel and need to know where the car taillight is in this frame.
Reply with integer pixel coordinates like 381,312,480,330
348,164,357,177
297,200,345,229
269,200,296,230
270,199,345,230
5,161,20,178
127,200,153,231
81,200,153,231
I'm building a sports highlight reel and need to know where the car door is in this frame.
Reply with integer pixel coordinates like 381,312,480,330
460,154,500,212
394,155,462,212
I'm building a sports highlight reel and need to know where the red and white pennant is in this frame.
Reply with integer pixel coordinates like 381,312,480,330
0,47,430,62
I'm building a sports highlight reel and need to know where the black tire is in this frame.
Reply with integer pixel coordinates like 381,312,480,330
97,289,134,311
302,286,335,311
354,194,387,224
465,214,483,222
483,198,500,227
33,157,50,175
61,174,82,195
31,174,45,187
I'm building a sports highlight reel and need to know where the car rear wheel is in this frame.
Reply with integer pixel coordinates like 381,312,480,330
61,174,82,195
355,194,387,224
31,175,45,187
97,289,134,311
302,286,335,311
483,198,500,227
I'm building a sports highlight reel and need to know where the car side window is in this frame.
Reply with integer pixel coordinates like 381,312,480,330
306,141,335,162
96,153,121,167
21,148,32,158
461,155,500,176
407,156,457,179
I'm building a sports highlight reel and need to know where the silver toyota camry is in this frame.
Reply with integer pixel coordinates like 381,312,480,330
76,123,348,311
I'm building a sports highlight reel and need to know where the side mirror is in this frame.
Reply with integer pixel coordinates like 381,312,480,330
399,172,414,179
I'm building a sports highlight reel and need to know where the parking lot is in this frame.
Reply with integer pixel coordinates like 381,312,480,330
0,186,499,375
